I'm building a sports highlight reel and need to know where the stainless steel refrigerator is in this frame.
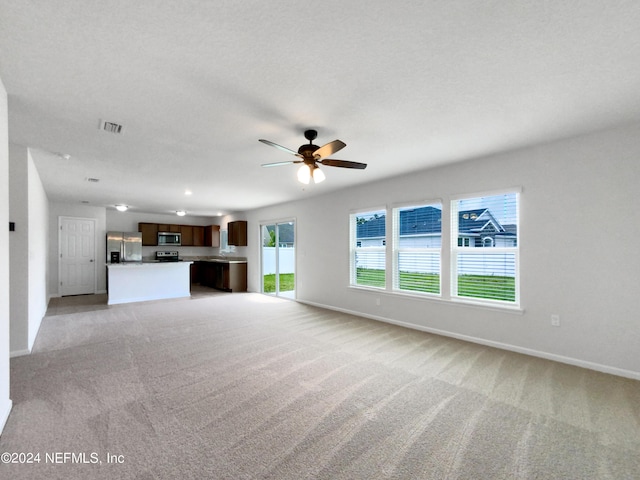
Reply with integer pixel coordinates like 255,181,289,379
106,231,143,263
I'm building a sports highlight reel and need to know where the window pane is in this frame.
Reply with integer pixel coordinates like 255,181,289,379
456,252,516,302
398,251,440,293
394,203,441,295
453,192,519,305
352,209,386,288
457,193,518,248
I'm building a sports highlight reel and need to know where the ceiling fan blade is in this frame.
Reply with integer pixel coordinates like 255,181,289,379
259,139,301,157
313,140,346,160
261,161,301,167
320,159,367,169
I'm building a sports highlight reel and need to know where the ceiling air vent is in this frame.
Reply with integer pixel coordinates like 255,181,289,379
99,119,124,134
86,177,100,183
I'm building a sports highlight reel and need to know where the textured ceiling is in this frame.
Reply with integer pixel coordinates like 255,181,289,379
1,0,640,216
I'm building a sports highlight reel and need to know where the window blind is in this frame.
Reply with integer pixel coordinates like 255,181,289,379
451,192,519,304
350,209,386,288
393,203,442,295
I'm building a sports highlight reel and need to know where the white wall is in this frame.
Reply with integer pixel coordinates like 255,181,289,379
8,144,28,353
0,76,12,433
9,145,50,356
27,151,49,349
243,123,640,379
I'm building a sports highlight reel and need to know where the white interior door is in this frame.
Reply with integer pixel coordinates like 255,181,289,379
59,216,96,296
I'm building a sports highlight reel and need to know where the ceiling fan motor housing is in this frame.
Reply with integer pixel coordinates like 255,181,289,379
298,143,320,160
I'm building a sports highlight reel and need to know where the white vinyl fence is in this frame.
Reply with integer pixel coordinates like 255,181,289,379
356,250,515,277
262,247,295,275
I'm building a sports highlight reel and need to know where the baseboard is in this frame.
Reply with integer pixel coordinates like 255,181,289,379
297,299,640,381
0,399,12,435
10,348,30,358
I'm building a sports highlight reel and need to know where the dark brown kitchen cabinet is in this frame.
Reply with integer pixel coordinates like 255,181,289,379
193,226,205,247
228,220,247,246
158,224,181,233
196,261,247,292
181,225,194,246
190,262,199,285
204,225,220,247
139,222,158,246
138,222,216,247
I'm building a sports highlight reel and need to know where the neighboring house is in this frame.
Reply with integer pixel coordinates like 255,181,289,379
456,208,517,248
356,206,517,248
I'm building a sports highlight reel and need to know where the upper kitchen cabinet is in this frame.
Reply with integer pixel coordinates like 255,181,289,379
181,225,194,246
139,222,158,246
228,221,247,246
158,224,181,233
192,226,205,247
204,225,220,247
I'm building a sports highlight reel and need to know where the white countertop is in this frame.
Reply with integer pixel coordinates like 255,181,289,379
107,261,193,268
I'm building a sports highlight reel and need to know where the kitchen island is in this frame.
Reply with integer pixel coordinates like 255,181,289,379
107,261,193,305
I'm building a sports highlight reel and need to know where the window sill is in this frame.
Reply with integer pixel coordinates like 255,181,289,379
348,285,524,315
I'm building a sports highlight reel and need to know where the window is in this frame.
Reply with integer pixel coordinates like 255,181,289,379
392,202,442,295
350,209,386,288
451,192,519,305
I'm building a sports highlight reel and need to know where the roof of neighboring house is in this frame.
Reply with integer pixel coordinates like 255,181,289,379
458,208,505,234
356,214,386,239
356,206,514,238
399,206,442,236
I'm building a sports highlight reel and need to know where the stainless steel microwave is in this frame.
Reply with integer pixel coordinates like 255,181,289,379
157,232,181,246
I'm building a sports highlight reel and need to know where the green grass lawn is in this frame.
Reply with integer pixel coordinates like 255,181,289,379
356,268,515,302
263,273,295,293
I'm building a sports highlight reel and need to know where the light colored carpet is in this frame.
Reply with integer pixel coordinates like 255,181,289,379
1,292,639,479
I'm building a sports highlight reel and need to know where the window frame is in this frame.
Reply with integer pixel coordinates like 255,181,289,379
349,207,388,290
391,200,443,297
450,189,520,307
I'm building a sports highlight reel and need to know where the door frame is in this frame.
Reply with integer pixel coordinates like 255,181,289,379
260,217,296,298
58,216,97,296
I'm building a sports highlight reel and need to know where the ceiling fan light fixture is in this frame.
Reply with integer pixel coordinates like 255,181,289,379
312,166,325,184
297,164,311,184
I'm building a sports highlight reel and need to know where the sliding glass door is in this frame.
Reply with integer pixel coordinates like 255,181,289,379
261,220,295,298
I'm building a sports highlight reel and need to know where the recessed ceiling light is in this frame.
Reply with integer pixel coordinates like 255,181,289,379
184,190,192,196
115,205,128,212
176,210,186,216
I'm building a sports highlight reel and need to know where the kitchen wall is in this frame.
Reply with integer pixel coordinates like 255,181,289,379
105,209,221,259
243,122,640,379
0,75,11,433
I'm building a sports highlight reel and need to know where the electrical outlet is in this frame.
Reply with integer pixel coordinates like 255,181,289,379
551,314,560,327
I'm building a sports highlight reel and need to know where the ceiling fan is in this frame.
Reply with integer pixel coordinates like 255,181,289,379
259,129,367,184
